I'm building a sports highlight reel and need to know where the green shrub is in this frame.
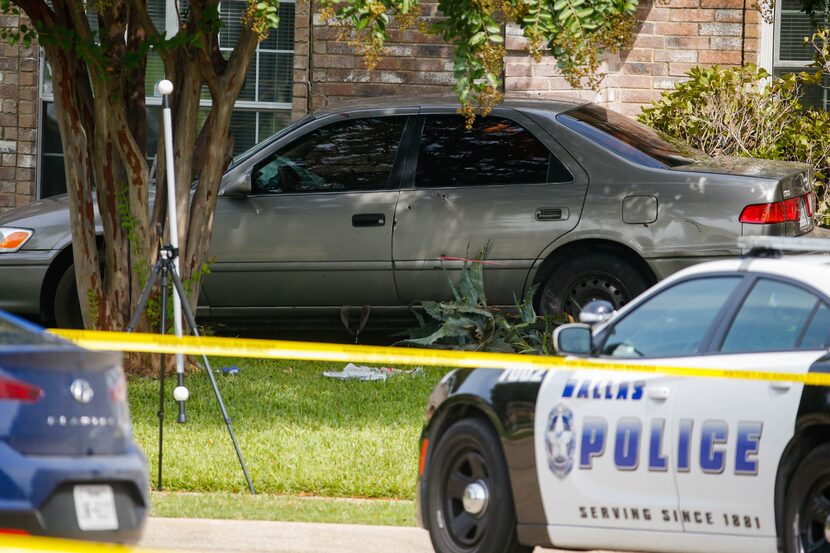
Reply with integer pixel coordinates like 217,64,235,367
398,253,565,354
639,64,830,223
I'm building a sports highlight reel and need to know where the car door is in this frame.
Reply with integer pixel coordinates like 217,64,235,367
671,275,830,547
204,113,414,313
392,108,588,306
536,274,746,551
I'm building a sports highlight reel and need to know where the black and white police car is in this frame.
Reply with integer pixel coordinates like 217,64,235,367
417,236,830,553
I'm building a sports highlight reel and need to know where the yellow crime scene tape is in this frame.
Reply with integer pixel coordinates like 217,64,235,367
0,534,164,552
50,329,830,387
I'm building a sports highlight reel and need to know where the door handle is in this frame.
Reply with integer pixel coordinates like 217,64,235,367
536,208,569,221
647,386,670,401
770,381,793,392
352,213,386,227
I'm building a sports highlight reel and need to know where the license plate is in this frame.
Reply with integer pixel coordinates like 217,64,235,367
73,485,118,531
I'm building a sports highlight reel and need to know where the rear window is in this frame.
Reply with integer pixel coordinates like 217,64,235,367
557,105,710,169
0,315,67,346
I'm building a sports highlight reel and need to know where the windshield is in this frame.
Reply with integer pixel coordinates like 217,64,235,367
557,105,710,169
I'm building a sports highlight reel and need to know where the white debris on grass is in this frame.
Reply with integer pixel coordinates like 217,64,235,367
322,363,424,381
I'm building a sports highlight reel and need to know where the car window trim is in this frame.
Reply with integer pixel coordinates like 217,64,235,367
708,273,830,354
795,300,825,349
406,113,573,189
593,272,750,359
698,274,756,354
248,114,413,196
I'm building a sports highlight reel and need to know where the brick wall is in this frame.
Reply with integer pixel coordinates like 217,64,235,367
505,0,762,115
0,14,37,211
293,0,456,120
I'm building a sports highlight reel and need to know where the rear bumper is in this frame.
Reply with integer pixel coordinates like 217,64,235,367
0,443,149,544
0,250,54,315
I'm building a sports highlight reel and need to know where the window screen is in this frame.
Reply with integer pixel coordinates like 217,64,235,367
415,115,568,187
775,0,829,109
253,117,407,193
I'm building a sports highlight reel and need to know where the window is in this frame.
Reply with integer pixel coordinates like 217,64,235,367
799,302,830,349
252,117,407,193
38,0,295,198
774,0,829,109
600,277,742,358
414,115,569,187
558,105,710,169
720,279,827,352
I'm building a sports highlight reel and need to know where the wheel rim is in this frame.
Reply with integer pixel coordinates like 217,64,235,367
442,448,491,547
561,273,629,318
797,475,830,553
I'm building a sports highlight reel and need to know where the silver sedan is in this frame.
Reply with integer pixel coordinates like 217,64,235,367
0,97,822,327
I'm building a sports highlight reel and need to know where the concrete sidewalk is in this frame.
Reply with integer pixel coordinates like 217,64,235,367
138,517,435,553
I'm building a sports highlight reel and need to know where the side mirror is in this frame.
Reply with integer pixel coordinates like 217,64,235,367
579,299,615,325
553,323,593,355
220,173,252,197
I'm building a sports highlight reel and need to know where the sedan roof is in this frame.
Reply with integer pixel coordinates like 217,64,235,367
314,95,589,116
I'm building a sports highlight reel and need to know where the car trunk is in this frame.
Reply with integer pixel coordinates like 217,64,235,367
0,348,132,456
674,157,815,236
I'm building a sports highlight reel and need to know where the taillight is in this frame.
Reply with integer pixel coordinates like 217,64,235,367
109,373,127,403
807,191,817,217
0,376,43,402
740,197,800,224
0,528,29,535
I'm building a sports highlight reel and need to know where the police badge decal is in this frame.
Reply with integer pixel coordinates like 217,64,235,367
546,404,576,479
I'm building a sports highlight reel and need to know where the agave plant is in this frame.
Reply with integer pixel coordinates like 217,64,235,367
399,251,566,354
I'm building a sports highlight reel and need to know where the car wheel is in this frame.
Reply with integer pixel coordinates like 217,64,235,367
426,418,531,553
784,443,830,553
53,263,84,329
538,253,649,319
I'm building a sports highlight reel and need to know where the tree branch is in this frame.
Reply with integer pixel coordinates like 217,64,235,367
129,0,162,44
222,24,258,95
15,0,57,30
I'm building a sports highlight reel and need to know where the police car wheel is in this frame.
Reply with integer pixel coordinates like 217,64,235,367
784,443,830,553
426,417,531,553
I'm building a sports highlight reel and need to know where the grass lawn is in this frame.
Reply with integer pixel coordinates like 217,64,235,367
149,491,416,526
128,358,447,500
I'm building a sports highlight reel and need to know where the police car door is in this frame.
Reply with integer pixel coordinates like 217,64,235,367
671,275,830,550
535,276,746,551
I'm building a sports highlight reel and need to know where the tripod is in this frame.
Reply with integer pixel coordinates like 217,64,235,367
126,238,256,495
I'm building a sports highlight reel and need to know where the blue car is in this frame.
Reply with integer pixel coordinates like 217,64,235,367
0,311,148,543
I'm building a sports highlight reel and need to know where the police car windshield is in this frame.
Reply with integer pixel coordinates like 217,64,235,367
558,105,710,169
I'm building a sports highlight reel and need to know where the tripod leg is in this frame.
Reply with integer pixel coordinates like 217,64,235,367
168,271,257,496
157,266,169,491
127,261,163,332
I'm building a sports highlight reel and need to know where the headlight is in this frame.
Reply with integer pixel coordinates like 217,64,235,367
0,227,33,252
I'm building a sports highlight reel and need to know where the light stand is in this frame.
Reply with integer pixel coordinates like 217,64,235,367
126,234,255,495
157,79,187,424
125,78,255,495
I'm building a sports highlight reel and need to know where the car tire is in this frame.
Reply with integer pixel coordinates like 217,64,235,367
783,443,830,553
426,417,531,553
537,252,649,319
53,263,84,329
